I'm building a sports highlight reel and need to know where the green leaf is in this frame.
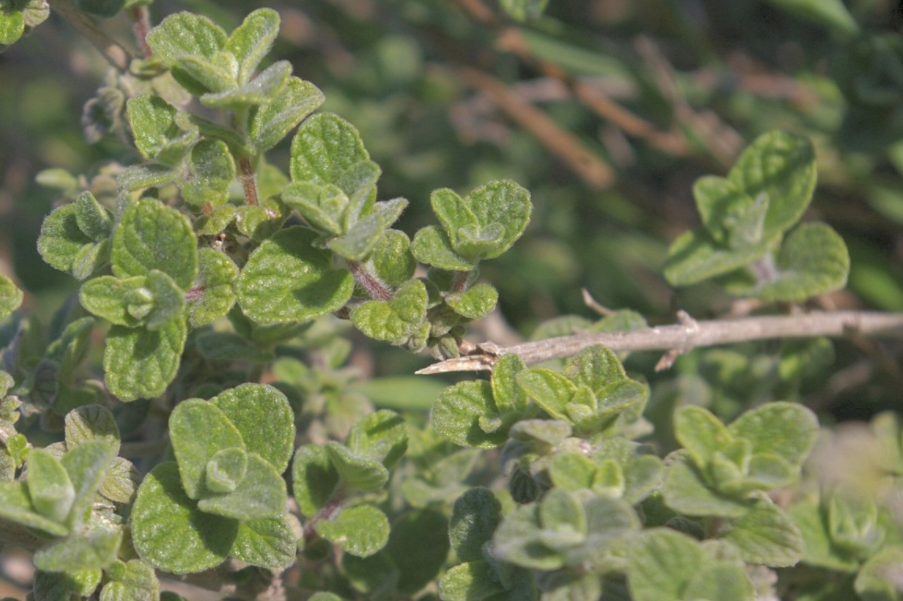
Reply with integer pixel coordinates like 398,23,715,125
431,381,508,448
146,13,229,94
292,444,341,517
0,481,70,537
855,545,903,601
438,561,507,601
282,182,345,236
231,516,298,569
72,240,111,281
200,60,291,110
450,181,531,261
198,452,287,520
195,332,274,363
683,562,754,601
169,399,245,499
187,249,238,328
236,227,354,324
33,528,122,572
38,205,93,275
449,487,502,562
627,528,703,601
549,452,597,493
516,368,576,420
325,442,389,491
766,0,859,37
205,447,247,493
385,509,450,594
211,383,294,472
693,176,767,248
370,230,416,287
721,495,804,567
749,223,850,302
75,192,112,242
250,76,324,152
662,452,752,518
141,270,187,330
674,405,734,467
26,449,74,524
445,284,498,320
291,113,370,187
663,229,779,287
117,164,179,192
0,5,24,46
61,440,115,529
98,457,140,505
225,8,280,85
99,560,159,601
131,462,238,574
126,95,179,161
315,504,390,558
412,226,476,271
729,130,818,237
34,569,103,601
112,199,197,290
0,275,22,321
352,279,428,344
728,402,818,468
103,319,187,402
492,503,562,570
181,139,236,206
346,410,407,468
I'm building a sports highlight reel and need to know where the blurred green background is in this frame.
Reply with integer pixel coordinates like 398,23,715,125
2,0,903,416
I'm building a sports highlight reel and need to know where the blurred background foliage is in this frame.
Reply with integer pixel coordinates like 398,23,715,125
2,0,903,421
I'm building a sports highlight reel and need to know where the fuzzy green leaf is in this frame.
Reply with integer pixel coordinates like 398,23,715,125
448,181,531,261
200,60,291,110
99,560,159,601
34,528,122,572
112,200,197,290
662,451,752,518
33,569,103,601
205,447,247,493
385,509,450,594
75,192,112,242
187,249,238,328
131,462,238,574
26,449,75,524
438,561,507,601
225,8,280,85
516,368,576,420
126,95,179,161
38,205,93,275
491,503,562,570
694,176,768,248
352,279,428,344
683,562,754,601
0,481,70,537
674,405,734,467
103,318,187,402
117,164,179,192
143,270,187,330
0,6,24,46
721,495,804,567
282,182,346,235
197,452,287,520
98,457,139,505
411,226,476,271
728,401,818,468
449,487,502,562
730,130,818,237
195,332,274,363
315,504,390,558
291,113,370,187
64,405,119,453
370,230,416,287
346,410,407,469
169,399,245,499
231,516,297,569
751,223,850,302
211,383,294,472
0,275,22,321
236,227,354,324
789,500,860,571
445,283,498,321
181,139,236,206
854,545,903,601
663,229,779,287
80,276,148,327
324,442,389,491
431,381,508,448
627,528,703,601
291,444,340,517
146,13,229,94
250,77,324,152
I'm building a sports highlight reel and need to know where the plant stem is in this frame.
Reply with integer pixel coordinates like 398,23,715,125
416,310,903,374
47,0,133,71
349,262,393,301
238,157,259,206
302,489,345,543
128,4,153,58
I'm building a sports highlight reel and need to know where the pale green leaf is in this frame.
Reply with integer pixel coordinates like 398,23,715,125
117,164,179,192
728,401,818,468
346,409,407,468
315,504,390,558
516,368,576,421
674,405,734,467
445,283,498,321
684,562,755,601
34,569,103,601
98,457,140,505
211,383,295,472
200,60,291,109
38,205,93,275
112,199,197,290
449,487,502,562
411,225,476,271
292,444,340,517
231,516,297,569
71,240,110,281
187,249,238,328
0,275,22,321
205,447,247,493
370,230,416,287
225,8,280,85
236,226,354,324
61,441,115,528
291,113,369,186
663,229,779,287
0,481,70,537
103,318,187,402
854,545,903,601
33,528,122,572
126,95,179,160
431,381,507,448
662,452,752,518
385,509,450,593
352,279,428,344
64,404,120,453
131,462,238,574
75,192,112,242
249,77,324,152
181,139,236,206
198,452,287,520
324,442,389,491
721,495,804,567
26,449,74,524
99,560,159,601
627,528,703,601
146,12,227,65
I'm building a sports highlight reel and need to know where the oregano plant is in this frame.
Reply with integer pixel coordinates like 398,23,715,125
1,1,903,600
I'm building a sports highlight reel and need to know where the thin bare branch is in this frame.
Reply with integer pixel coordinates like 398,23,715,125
47,0,133,71
416,311,903,375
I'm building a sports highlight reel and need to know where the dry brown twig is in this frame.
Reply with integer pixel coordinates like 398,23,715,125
416,311,903,375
